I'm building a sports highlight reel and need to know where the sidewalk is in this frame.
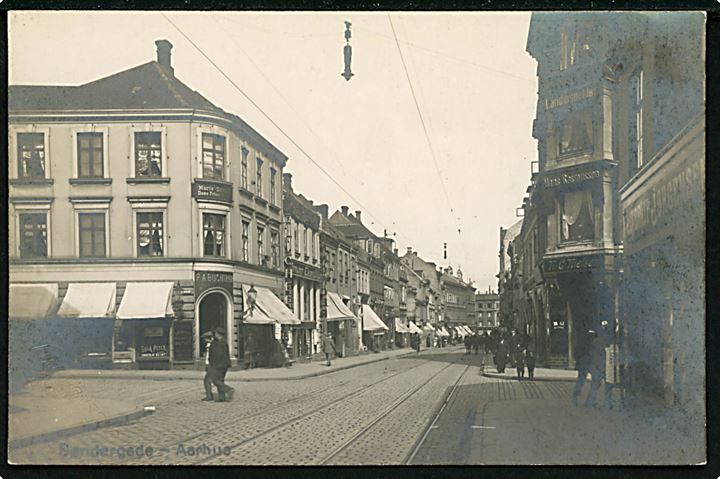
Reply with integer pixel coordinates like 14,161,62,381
8,395,151,450
52,347,419,381
482,366,577,382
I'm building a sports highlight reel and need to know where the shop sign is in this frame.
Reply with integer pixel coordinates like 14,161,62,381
543,255,601,273
623,156,703,245
192,179,233,204
172,321,194,362
139,325,169,358
284,266,294,309
195,270,234,297
543,169,601,189
544,87,596,110
320,287,328,319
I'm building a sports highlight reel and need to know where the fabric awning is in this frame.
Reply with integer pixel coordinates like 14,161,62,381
408,321,423,334
423,324,436,333
454,326,465,337
394,318,410,333
58,283,116,318
246,287,300,326
326,292,356,322
117,282,174,319
465,326,475,335
460,325,472,335
9,283,58,320
362,304,389,331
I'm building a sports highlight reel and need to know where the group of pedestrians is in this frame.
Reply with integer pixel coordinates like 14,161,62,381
488,329,536,380
463,332,489,355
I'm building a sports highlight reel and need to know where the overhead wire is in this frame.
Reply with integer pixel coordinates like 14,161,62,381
387,13,471,268
161,13,425,256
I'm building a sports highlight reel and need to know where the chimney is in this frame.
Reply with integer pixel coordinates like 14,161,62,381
407,246,412,255
413,251,418,257
155,39,174,75
315,204,329,220
282,172,293,190
341,206,349,216
394,248,398,255
355,210,362,223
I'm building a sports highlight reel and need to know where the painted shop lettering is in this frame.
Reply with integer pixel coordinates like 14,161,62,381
544,169,600,188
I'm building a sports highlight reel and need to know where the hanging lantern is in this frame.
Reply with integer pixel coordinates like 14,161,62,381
342,21,354,81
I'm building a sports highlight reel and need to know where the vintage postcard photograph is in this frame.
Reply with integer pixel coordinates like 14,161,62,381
6,10,706,466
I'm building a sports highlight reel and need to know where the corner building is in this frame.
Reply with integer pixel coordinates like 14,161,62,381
8,40,294,369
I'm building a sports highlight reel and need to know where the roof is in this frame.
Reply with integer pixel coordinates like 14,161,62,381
9,62,223,112
328,211,378,240
9,61,288,166
501,220,523,272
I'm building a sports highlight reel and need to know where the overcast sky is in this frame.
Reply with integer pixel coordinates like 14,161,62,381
9,11,538,292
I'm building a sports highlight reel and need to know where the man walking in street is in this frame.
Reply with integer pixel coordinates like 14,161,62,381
206,328,235,402
572,329,604,408
323,332,337,366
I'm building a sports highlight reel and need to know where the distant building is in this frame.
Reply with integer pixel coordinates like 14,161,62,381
475,290,500,332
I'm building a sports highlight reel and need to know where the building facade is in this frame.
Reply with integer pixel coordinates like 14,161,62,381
475,290,500,332
9,40,295,369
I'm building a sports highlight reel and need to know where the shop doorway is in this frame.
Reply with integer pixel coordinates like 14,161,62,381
199,292,228,357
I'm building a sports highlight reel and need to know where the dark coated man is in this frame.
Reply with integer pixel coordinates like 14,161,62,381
203,328,235,402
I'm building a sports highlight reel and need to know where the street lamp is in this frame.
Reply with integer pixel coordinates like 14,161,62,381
240,284,258,368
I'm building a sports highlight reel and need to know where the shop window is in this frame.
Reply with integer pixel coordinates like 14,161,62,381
240,147,249,190
561,190,594,242
19,212,48,258
136,212,164,257
135,132,162,177
201,133,225,180
241,220,250,262
202,213,225,257
77,132,104,178
17,133,46,179
78,212,106,258
558,108,593,157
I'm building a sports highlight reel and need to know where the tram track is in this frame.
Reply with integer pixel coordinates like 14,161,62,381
320,358,471,465
189,352,457,464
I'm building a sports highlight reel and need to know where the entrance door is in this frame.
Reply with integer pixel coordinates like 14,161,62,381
199,292,227,357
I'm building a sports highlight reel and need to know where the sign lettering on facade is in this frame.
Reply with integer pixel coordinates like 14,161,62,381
544,87,596,110
543,169,601,188
544,255,600,273
194,270,234,298
192,180,233,204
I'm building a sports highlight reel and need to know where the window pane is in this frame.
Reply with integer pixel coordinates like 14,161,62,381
19,213,48,258
79,213,105,257
17,133,46,179
135,132,162,177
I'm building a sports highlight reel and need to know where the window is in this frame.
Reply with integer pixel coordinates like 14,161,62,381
241,220,250,262
560,29,569,71
294,221,299,254
271,230,280,269
629,70,645,174
561,191,594,242
19,212,48,258
257,225,265,265
558,108,593,157
78,212,106,258
240,147,249,189
135,132,162,177
202,213,225,257
77,133,104,178
201,134,225,180
305,228,311,258
136,212,164,257
256,158,263,198
17,133,46,179
270,168,277,205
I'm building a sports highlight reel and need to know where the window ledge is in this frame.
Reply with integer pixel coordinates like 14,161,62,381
268,204,281,213
238,187,254,199
70,178,112,186
255,196,268,207
10,178,54,186
126,177,171,185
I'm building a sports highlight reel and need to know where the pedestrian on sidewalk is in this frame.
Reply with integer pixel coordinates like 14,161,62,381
323,332,337,366
207,328,235,402
496,338,508,374
572,329,602,408
515,347,526,380
525,348,536,380
464,335,471,355
202,331,215,401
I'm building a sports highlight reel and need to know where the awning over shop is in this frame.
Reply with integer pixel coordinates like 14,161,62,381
246,287,300,326
394,318,411,333
58,283,116,318
439,327,450,337
117,282,174,320
461,325,473,335
9,283,58,320
423,324,436,333
326,292,357,322
454,326,465,337
362,304,389,332
408,321,423,334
